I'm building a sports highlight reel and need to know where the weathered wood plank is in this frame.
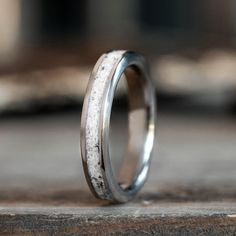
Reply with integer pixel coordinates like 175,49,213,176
0,111,235,234
0,203,236,235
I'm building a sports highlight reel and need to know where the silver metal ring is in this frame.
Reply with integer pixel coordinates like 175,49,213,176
80,50,156,203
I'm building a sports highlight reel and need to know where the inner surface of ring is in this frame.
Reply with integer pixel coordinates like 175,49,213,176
110,65,147,190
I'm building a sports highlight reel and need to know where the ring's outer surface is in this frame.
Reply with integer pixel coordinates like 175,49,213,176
80,50,156,203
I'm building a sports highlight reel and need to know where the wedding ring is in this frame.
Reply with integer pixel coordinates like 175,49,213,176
80,50,156,202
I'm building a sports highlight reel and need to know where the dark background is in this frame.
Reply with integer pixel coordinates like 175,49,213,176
1,1,236,114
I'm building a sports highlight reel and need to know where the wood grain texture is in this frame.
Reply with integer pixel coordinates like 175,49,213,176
0,204,236,236
0,111,235,235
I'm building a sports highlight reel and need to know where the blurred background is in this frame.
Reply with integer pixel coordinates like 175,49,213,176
2,0,236,113
0,0,235,199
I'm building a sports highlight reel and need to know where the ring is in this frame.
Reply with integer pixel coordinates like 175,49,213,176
80,50,156,202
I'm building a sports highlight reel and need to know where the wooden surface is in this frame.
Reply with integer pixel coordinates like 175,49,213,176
0,111,235,235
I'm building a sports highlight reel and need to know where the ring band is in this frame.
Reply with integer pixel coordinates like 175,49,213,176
80,50,156,202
